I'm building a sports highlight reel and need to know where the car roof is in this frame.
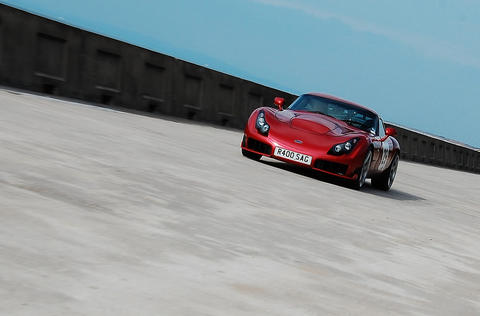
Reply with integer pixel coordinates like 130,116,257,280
306,92,378,116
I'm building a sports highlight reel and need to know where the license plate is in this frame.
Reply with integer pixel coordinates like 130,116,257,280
274,147,312,165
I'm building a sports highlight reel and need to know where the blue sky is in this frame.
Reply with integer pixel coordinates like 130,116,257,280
3,0,480,147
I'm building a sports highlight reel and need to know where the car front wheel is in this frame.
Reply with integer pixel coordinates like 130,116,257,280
372,153,399,191
351,150,372,190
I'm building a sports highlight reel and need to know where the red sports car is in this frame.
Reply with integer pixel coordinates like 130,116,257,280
241,93,400,190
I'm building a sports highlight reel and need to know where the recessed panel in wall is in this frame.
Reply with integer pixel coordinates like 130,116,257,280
0,18,3,74
184,74,202,109
248,92,263,112
217,84,234,116
35,33,66,81
142,62,165,100
95,50,121,92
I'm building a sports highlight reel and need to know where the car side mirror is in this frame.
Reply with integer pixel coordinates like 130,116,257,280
274,97,285,110
385,127,397,137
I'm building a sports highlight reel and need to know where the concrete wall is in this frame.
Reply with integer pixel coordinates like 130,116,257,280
385,124,480,173
1,4,479,173
0,4,296,129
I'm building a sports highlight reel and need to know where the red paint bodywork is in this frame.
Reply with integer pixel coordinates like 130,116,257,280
241,93,400,181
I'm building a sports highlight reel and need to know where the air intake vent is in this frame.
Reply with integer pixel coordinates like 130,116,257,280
246,138,272,155
314,159,348,175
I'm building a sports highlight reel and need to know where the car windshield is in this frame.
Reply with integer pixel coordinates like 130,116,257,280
287,94,379,134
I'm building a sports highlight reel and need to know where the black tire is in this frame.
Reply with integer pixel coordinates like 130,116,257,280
242,148,262,161
372,153,399,191
351,150,372,190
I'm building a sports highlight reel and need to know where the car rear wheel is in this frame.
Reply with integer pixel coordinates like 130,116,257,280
372,153,399,191
242,148,262,161
351,150,372,190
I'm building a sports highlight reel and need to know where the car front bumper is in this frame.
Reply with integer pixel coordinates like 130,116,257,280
241,133,365,180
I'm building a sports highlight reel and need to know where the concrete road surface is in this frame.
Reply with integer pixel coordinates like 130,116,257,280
1,88,479,316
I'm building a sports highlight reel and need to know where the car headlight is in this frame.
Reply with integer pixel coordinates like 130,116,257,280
328,138,360,155
255,111,270,135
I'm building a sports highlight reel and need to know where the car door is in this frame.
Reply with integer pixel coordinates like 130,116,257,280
371,118,394,173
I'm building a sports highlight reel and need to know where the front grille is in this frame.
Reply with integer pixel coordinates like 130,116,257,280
314,159,348,175
246,138,272,155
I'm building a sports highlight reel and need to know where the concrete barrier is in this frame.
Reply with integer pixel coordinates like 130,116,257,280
1,4,479,173
0,4,296,128
385,123,480,173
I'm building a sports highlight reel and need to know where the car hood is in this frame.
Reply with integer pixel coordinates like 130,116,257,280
274,110,359,136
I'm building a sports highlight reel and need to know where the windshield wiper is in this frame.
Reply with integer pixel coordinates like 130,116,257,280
310,111,335,119
341,119,364,129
